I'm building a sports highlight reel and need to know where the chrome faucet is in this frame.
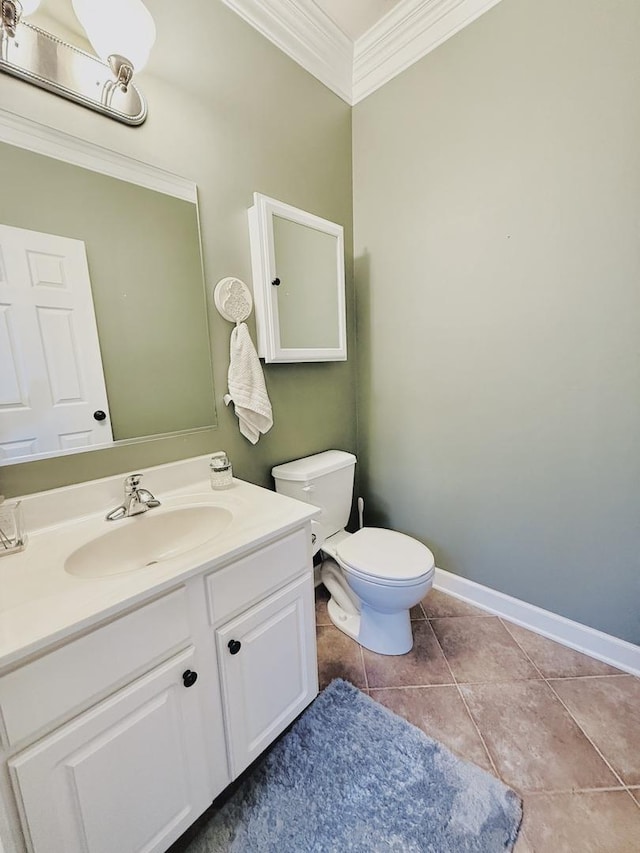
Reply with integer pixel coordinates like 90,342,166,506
106,474,161,521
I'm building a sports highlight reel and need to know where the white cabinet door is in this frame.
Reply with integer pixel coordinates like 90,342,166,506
217,574,318,778
248,194,347,363
0,223,113,462
9,648,215,853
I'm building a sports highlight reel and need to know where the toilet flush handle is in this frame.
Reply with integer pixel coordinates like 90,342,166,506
302,484,315,494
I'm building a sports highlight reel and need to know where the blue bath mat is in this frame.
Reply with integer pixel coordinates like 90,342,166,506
180,679,522,852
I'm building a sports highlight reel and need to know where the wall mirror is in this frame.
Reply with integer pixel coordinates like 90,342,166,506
0,112,216,465
248,193,346,363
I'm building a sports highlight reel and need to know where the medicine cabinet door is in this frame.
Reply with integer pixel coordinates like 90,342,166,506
248,193,346,363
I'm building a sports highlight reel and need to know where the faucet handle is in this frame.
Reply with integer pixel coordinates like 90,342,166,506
125,474,143,493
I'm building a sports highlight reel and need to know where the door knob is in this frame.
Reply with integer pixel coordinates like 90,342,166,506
228,639,242,655
182,669,198,687
93,410,107,421
271,277,281,286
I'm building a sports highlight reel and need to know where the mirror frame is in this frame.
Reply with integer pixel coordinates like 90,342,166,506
0,107,216,465
248,193,347,363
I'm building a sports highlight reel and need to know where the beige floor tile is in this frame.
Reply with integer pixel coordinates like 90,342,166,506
370,685,494,773
431,617,540,683
362,620,453,688
512,830,534,853
551,675,640,786
410,603,425,620
460,681,619,792
629,788,640,806
502,621,623,678
521,791,640,852
314,584,332,626
421,588,490,619
316,625,366,690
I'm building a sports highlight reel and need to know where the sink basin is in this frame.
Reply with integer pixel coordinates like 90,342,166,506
65,505,233,578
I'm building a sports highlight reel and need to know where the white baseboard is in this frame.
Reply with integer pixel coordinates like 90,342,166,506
434,568,640,677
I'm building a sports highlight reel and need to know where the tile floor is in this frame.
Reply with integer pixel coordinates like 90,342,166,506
316,585,640,852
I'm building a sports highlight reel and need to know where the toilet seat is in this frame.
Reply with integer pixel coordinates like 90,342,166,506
342,564,434,589
335,528,435,586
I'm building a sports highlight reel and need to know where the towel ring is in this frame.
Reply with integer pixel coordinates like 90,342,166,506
213,277,253,324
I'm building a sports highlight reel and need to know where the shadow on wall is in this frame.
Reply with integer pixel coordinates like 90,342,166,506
354,250,391,532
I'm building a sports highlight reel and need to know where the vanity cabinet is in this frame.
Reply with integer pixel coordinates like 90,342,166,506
0,520,318,853
216,573,316,777
9,647,212,853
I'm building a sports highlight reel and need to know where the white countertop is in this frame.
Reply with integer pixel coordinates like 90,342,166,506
0,457,318,670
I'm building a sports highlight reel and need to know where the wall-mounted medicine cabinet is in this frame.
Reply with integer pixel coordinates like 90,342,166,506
248,193,346,363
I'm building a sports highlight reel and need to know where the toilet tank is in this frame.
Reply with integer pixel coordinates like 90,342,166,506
272,450,356,538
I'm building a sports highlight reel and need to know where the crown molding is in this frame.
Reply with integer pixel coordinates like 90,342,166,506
220,0,353,103
221,0,504,105
352,0,504,103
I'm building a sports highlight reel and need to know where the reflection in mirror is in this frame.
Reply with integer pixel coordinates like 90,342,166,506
272,216,340,349
0,222,114,458
0,140,216,465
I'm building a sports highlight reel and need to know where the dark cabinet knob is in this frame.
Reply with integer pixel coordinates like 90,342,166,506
93,410,107,422
271,277,281,286
182,669,198,687
228,639,242,655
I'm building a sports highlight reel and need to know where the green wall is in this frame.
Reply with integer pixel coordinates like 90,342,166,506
0,0,356,496
353,0,640,643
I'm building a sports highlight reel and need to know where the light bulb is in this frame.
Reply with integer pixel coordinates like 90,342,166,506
72,0,156,73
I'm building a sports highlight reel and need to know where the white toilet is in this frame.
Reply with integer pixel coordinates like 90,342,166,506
272,450,435,655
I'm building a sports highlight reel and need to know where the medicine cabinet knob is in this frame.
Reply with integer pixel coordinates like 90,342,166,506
271,277,281,286
93,410,107,421
228,639,242,655
182,669,198,688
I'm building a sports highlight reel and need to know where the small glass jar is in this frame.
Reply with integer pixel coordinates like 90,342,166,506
0,499,26,556
209,452,233,490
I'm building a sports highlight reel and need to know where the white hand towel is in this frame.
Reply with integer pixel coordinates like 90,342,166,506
224,322,273,444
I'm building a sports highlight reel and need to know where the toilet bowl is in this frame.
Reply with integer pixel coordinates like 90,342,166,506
321,527,434,655
272,451,435,656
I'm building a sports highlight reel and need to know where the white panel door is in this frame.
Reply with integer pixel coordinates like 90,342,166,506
217,574,318,778
9,648,215,853
0,224,113,462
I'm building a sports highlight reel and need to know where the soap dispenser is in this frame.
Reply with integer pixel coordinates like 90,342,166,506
0,497,26,556
210,452,233,489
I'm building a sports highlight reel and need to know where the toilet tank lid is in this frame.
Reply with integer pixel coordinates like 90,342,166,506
272,450,356,482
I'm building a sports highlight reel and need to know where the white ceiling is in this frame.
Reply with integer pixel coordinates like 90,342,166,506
313,0,405,41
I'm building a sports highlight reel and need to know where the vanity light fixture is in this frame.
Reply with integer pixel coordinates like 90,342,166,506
0,0,155,125
1,0,41,38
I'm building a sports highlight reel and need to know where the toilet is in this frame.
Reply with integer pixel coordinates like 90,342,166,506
272,450,435,655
